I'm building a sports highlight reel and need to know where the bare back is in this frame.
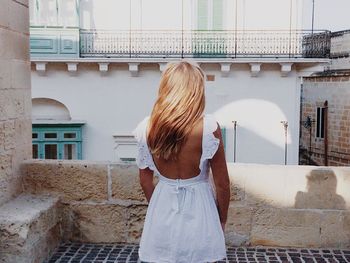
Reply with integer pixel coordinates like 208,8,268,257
146,116,204,180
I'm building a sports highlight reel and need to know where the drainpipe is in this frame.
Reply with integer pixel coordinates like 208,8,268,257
281,121,288,165
309,117,312,165
232,121,237,162
324,100,328,166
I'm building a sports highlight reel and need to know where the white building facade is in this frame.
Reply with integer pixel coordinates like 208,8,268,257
29,0,330,164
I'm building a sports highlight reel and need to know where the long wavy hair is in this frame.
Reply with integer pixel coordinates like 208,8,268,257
147,60,206,160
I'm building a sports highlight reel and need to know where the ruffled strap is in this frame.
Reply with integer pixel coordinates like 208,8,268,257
201,114,220,161
132,116,157,171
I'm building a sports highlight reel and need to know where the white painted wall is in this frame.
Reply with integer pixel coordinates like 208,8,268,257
79,0,304,31
32,98,71,120
31,63,301,165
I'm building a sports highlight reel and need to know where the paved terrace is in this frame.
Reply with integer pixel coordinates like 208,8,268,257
1,160,349,262
46,243,350,263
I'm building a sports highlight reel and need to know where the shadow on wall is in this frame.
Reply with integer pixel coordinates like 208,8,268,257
295,169,346,210
213,97,292,164
234,126,286,165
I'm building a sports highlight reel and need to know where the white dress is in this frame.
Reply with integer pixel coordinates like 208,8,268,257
132,113,227,263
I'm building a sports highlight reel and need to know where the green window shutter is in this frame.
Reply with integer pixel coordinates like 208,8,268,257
32,125,83,160
220,127,226,152
197,0,208,30
212,0,223,30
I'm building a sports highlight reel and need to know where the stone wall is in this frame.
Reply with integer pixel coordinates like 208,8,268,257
300,76,350,166
0,0,32,206
22,160,350,248
331,30,350,59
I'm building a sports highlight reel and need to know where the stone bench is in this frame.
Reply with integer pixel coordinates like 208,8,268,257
0,193,62,263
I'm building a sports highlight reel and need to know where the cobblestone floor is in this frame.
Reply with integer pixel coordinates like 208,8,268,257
45,243,350,263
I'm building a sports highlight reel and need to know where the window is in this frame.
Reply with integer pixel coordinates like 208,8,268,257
197,0,224,30
32,126,83,160
44,132,57,139
194,0,226,57
316,107,325,139
30,0,79,27
32,144,39,159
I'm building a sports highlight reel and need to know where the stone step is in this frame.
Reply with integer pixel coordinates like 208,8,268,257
0,193,62,263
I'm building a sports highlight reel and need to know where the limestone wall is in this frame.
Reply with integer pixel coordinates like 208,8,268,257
22,160,350,248
0,0,32,206
300,77,350,166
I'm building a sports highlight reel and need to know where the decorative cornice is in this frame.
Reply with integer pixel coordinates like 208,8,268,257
250,63,261,77
31,58,330,77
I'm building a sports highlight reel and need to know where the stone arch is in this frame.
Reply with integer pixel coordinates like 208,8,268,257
32,97,71,120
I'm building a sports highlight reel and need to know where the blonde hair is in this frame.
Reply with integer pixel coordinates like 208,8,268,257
147,60,206,160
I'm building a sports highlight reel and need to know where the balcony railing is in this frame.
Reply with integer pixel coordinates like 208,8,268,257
80,30,331,59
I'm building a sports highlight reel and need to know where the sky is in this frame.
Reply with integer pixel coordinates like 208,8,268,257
303,0,350,32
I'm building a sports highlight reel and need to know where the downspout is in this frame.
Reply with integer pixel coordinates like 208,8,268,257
232,121,237,162
324,100,328,166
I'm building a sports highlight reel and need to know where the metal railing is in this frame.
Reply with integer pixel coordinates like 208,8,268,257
80,30,331,59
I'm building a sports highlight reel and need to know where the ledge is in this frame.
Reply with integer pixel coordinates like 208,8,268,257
31,57,330,76
20,159,350,247
31,57,330,64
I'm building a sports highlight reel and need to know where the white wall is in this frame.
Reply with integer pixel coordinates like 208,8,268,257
79,0,304,31
31,63,301,165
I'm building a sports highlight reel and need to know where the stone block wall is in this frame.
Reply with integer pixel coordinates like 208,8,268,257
22,160,350,248
0,0,32,206
300,76,350,166
331,30,350,59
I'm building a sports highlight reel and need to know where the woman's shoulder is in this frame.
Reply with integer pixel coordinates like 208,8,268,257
201,113,220,160
132,115,150,142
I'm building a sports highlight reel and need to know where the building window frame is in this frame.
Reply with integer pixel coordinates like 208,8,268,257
32,125,83,160
316,106,325,139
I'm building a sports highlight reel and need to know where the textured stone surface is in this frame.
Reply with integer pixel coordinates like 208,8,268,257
0,28,29,61
110,164,145,201
227,165,246,203
252,208,322,227
0,194,60,250
344,212,350,247
11,61,31,90
66,203,128,243
251,225,321,247
301,77,350,166
0,194,62,263
0,152,12,177
126,205,147,243
0,1,9,28
225,206,253,246
0,0,31,208
244,164,287,207
23,160,109,202
0,173,22,214
294,169,347,209
8,0,29,34
1,223,61,263
251,208,323,247
0,59,11,91
20,161,350,248
320,211,350,248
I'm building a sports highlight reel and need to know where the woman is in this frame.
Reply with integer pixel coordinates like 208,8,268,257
132,60,230,263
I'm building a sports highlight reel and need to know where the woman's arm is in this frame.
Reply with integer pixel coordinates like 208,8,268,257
209,123,231,230
139,167,155,203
